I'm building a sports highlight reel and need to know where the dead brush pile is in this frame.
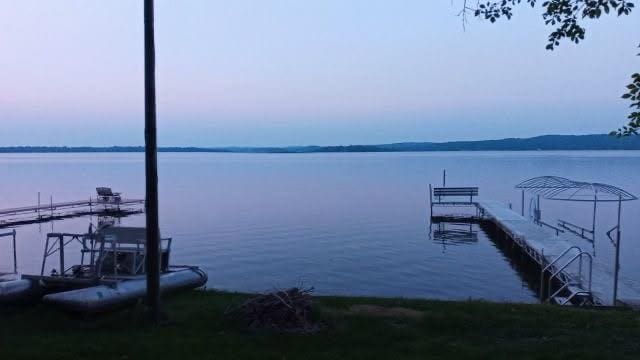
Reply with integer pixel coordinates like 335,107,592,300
225,286,321,333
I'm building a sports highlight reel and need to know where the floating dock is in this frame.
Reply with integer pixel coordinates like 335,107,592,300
0,198,144,228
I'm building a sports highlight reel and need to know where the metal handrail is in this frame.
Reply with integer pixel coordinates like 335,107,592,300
539,246,581,301
548,282,572,304
563,290,593,306
537,220,565,235
558,219,594,234
557,219,594,242
546,251,593,304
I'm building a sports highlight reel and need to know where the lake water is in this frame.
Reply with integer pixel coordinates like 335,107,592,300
1,151,639,303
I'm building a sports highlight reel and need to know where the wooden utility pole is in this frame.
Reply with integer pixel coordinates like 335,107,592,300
144,0,161,322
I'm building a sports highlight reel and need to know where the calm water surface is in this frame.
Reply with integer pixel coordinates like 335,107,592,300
1,151,639,303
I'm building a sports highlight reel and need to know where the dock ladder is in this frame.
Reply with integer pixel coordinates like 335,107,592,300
540,246,593,306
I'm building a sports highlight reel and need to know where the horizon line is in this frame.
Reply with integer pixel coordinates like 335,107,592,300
1,133,639,153
0,133,621,150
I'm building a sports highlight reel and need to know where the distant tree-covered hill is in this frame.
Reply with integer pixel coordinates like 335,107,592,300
2,134,640,153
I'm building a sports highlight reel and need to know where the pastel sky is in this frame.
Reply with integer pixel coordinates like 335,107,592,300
0,1,638,147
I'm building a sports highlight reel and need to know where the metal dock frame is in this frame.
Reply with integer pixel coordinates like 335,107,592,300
0,229,17,275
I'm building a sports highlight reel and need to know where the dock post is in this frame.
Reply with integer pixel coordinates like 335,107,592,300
442,170,446,187
613,195,622,305
50,195,53,218
429,184,433,219
58,234,65,276
539,248,545,302
536,195,541,224
40,236,49,276
12,229,17,274
592,192,598,243
521,190,525,216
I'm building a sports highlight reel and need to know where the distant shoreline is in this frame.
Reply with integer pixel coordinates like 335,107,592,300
2,134,640,153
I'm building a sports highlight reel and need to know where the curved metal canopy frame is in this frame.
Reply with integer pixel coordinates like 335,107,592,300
516,176,637,202
515,175,636,304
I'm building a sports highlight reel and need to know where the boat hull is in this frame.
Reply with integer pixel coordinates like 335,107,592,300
42,267,207,313
0,279,36,303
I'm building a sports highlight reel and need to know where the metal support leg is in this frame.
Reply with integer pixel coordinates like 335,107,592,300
12,229,17,274
537,195,541,223
592,193,598,244
41,236,49,276
113,237,118,276
59,235,65,276
429,184,433,219
613,196,622,305
521,190,525,216
81,237,86,267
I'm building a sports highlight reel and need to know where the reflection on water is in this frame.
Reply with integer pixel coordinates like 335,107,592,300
430,221,478,248
1,151,639,303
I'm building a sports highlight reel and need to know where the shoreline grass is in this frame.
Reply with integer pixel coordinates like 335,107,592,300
1,290,639,359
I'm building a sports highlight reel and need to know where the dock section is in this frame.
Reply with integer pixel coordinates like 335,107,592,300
0,198,144,228
476,200,640,306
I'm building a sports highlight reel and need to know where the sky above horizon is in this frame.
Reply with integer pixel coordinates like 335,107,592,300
1,1,638,147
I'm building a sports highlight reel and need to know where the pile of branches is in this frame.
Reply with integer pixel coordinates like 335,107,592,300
225,286,321,333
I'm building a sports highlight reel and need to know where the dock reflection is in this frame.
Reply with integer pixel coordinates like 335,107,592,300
429,220,478,251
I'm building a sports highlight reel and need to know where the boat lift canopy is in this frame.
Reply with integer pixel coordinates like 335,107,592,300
516,176,637,202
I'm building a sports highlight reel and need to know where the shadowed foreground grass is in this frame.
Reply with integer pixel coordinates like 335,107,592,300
1,290,639,359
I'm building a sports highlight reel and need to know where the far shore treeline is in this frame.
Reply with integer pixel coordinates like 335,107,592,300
2,134,640,153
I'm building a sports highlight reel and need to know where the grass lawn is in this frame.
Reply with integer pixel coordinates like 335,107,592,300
1,290,639,359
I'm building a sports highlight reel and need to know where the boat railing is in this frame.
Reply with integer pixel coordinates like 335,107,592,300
0,229,17,275
41,233,88,276
93,234,172,277
40,229,172,280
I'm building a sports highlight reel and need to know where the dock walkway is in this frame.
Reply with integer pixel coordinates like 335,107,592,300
0,198,144,228
477,200,640,306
